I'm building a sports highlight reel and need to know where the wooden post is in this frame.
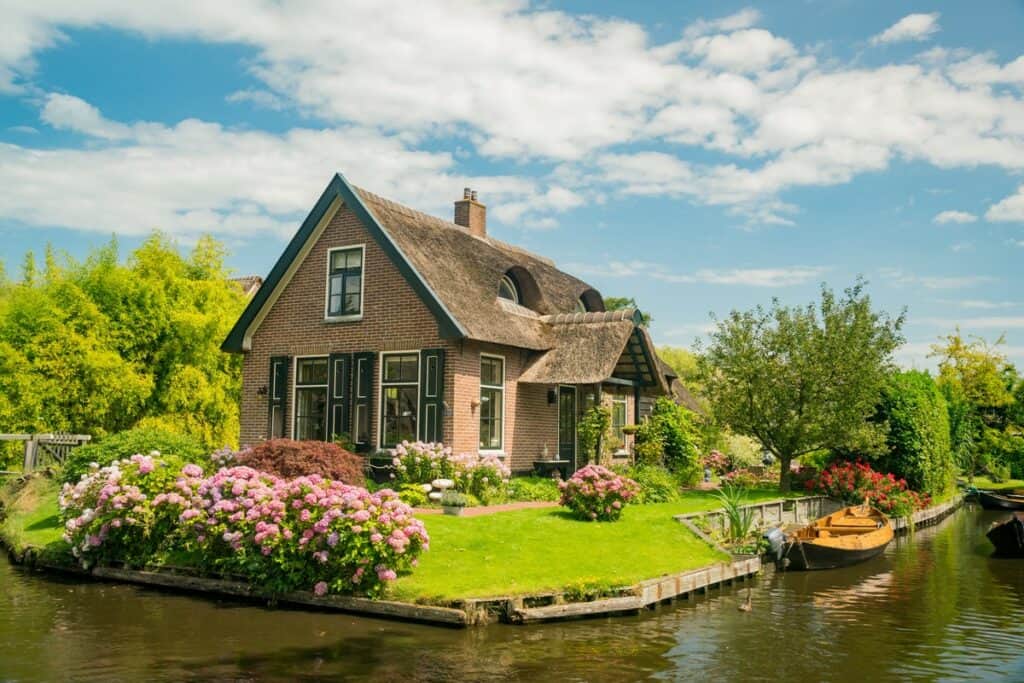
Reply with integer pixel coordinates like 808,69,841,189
23,437,37,472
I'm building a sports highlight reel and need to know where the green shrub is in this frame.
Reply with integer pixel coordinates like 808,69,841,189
507,476,560,502
876,370,954,497
638,397,702,475
618,465,681,504
396,484,430,507
62,427,205,484
577,406,612,464
633,419,664,466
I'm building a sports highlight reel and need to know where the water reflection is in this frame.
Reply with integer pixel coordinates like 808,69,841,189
1,506,1022,682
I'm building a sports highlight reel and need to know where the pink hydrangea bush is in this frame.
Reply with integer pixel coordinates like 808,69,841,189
391,441,510,503
558,465,640,521
59,453,190,567
60,456,429,598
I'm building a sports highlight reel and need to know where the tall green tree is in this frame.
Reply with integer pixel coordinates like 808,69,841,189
0,234,247,467
603,296,652,326
700,281,904,491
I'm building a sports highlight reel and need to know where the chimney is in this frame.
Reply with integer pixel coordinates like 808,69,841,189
454,187,486,238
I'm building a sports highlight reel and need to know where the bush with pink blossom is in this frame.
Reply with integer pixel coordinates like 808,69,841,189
60,454,429,598
558,464,640,521
390,441,510,504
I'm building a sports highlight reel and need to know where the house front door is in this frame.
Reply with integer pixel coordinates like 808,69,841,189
558,385,577,470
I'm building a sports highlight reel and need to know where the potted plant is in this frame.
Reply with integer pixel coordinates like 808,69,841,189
441,490,468,516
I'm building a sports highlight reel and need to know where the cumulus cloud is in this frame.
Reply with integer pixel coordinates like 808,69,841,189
871,13,941,45
933,210,977,224
0,2,1022,232
986,185,1024,222
565,260,828,287
0,93,577,238
880,268,996,290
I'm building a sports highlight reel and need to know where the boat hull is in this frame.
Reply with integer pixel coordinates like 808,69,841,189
986,514,1024,558
784,538,890,570
979,491,1024,511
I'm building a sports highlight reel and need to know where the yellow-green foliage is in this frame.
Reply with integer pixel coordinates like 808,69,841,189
0,235,246,467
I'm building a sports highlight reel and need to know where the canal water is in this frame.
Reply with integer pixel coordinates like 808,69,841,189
1,504,1022,682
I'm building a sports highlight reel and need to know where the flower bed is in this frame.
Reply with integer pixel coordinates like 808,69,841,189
804,460,930,517
59,454,428,598
559,465,640,521
390,441,510,504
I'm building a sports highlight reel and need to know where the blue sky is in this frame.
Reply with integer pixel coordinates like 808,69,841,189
1,1,1023,367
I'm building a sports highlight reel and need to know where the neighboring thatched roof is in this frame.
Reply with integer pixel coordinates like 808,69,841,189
519,320,635,384
655,355,703,414
357,188,597,351
230,275,263,298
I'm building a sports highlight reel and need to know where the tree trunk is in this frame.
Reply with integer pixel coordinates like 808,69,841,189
778,455,793,493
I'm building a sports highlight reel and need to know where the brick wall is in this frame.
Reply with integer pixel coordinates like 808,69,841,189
240,202,453,447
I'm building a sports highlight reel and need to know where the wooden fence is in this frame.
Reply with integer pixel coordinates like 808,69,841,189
0,433,92,473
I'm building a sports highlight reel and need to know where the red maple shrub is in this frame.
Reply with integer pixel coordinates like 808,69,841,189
235,439,366,485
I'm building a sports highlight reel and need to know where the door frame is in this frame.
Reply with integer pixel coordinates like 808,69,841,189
557,384,578,472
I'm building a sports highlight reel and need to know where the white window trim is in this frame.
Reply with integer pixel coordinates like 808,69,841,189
498,274,520,305
292,355,329,441
324,243,366,322
377,350,421,450
479,353,506,455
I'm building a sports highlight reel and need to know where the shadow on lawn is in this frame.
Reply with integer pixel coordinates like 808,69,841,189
27,514,59,532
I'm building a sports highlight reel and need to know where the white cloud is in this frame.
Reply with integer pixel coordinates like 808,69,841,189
945,299,1018,310
919,316,1024,329
6,125,37,134
986,185,1024,222
225,89,286,111
880,268,997,290
565,260,827,287
41,93,131,140
0,93,574,239
871,13,941,45
0,3,1022,230
933,210,977,224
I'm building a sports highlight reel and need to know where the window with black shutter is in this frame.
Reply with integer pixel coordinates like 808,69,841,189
268,356,289,439
419,349,445,443
327,353,352,441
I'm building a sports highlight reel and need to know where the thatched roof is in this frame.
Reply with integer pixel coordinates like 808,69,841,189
519,320,635,384
655,355,703,414
356,188,598,350
229,275,263,298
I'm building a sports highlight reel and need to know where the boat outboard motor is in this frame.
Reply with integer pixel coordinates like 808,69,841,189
763,527,787,566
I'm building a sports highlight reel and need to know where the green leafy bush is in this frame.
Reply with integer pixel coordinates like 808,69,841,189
576,406,612,464
633,418,665,466
633,398,702,482
876,370,954,497
616,465,682,504
507,476,560,502
396,483,430,507
62,427,205,484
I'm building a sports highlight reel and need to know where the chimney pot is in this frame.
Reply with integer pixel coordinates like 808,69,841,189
454,188,486,238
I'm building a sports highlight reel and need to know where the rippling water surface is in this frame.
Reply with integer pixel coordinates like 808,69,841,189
1,504,1022,682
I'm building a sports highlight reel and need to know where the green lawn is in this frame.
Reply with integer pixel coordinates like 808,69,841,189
0,476,67,559
969,476,1024,493
390,488,788,602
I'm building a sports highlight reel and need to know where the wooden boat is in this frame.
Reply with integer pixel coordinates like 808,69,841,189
978,491,1024,511
783,505,893,571
986,513,1024,558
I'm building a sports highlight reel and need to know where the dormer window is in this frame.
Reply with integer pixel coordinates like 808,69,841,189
326,245,364,319
498,274,520,304
575,298,587,313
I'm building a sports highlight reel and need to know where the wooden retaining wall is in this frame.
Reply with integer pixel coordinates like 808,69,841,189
674,495,844,539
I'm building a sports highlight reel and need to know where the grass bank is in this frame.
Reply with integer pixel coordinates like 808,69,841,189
969,476,1024,493
0,476,69,563
1,478,790,604
392,488,788,602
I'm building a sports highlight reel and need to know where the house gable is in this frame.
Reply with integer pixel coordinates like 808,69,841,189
222,173,466,353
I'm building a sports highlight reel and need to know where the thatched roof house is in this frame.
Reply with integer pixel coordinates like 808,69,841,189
223,173,691,473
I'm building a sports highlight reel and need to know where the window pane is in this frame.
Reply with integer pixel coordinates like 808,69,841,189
612,400,626,445
346,250,362,269
384,354,418,383
383,385,417,447
297,358,328,385
479,387,503,450
344,293,360,315
498,277,518,302
346,272,361,295
481,357,503,387
331,250,348,271
295,386,327,440
354,405,369,444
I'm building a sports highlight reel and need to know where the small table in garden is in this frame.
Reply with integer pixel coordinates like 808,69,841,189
533,459,571,480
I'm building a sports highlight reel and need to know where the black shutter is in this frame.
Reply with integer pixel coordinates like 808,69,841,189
418,349,445,443
352,352,375,452
327,353,352,442
268,356,289,439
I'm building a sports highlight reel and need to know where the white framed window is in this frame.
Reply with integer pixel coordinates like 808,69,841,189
379,352,419,448
497,274,520,304
293,356,328,440
611,396,627,450
325,245,364,320
479,354,505,452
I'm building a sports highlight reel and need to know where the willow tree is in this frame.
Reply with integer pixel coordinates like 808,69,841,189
700,281,904,491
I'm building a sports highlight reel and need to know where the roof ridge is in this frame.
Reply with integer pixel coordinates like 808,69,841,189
540,309,638,325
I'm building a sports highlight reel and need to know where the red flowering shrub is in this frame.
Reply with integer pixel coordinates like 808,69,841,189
236,439,366,485
805,460,931,518
702,450,730,475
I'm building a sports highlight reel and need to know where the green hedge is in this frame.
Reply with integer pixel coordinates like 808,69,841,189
62,427,206,484
877,370,954,496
